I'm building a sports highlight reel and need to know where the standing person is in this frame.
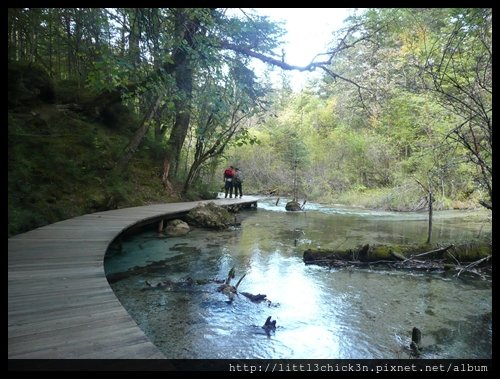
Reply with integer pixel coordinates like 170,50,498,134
223,165,235,198
234,167,243,198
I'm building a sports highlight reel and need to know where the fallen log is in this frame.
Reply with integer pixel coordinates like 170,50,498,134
303,242,491,275
390,251,406,261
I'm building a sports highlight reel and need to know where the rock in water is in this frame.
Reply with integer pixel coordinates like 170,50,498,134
262,316,277,333
410,327,421,353
186,202,233,229
285,201,302,211
164,219,190,237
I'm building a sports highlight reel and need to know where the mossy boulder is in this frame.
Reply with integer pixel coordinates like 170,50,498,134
164,219,190,237
186,202,233,229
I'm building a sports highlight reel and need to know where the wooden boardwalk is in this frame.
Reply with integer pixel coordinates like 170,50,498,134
8,197,258,359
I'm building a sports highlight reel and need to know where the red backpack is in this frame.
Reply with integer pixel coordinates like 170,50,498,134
224,168,234,177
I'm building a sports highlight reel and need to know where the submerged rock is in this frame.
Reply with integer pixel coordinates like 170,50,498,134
164,219,190,237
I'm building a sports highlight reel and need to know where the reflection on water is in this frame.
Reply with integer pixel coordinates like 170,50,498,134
105,198,491,358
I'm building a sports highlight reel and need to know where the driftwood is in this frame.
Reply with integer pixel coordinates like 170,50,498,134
263,316,276,329
303,242,491,278
262,316,277,336
390,251,406,261
216,267,274,304
455,255,492,278
241,292,268,302
402,245,454,263
136,266,271,304
410,327,422,355
218,267,249,301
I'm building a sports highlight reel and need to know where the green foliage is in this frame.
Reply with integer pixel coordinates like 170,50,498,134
87,52,135,92
183,182,219,201
7,6,490,232
233,129,260,147
223,11,286,53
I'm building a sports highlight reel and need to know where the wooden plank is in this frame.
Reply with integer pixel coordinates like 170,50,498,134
8,296,120,317
8,308,135,337
8,286,114,306
77,342,166,359
8,197,259,359
9,323,153,358
14,340,165,359
8,298,129,325
8,275,109,290
8,282,112,299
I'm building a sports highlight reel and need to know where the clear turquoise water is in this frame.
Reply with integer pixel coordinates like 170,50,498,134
104,198,491,358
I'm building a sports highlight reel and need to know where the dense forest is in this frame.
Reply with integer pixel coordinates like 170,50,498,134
8,8,491,236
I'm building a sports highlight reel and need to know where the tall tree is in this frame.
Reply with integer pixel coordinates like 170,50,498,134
418,8,492,209
323,8,492,209
160,8,205,190
182,61,263,193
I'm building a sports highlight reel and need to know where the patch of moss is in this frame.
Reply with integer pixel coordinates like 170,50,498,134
368,244,406,260
8,95,173,236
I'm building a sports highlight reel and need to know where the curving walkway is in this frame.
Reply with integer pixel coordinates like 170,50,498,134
8,197,258,359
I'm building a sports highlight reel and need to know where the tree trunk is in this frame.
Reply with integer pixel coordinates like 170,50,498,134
183,160,202,194
120,12,126,56
154,113,170,142
161,9,199,189
48,9,53,77
64,11,72,79
8,9,17,60
116,95,163,171
128,9,141,67
162,159,172,191
426,190,433,244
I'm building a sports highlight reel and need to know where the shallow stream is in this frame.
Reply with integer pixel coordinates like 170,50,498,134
104,198,491,358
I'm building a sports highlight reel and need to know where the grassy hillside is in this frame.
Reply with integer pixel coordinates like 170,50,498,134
8,63,184,237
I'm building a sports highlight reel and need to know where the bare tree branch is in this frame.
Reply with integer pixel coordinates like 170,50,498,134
219,20,386,87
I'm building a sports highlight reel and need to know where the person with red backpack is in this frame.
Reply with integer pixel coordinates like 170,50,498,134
223,165,235,198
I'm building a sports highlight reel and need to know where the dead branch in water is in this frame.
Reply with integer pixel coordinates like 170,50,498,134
455,255,492,278
235,273,247,289
402,244,454,263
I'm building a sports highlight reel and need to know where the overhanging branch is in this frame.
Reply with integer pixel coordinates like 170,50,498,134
220,41,328,72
